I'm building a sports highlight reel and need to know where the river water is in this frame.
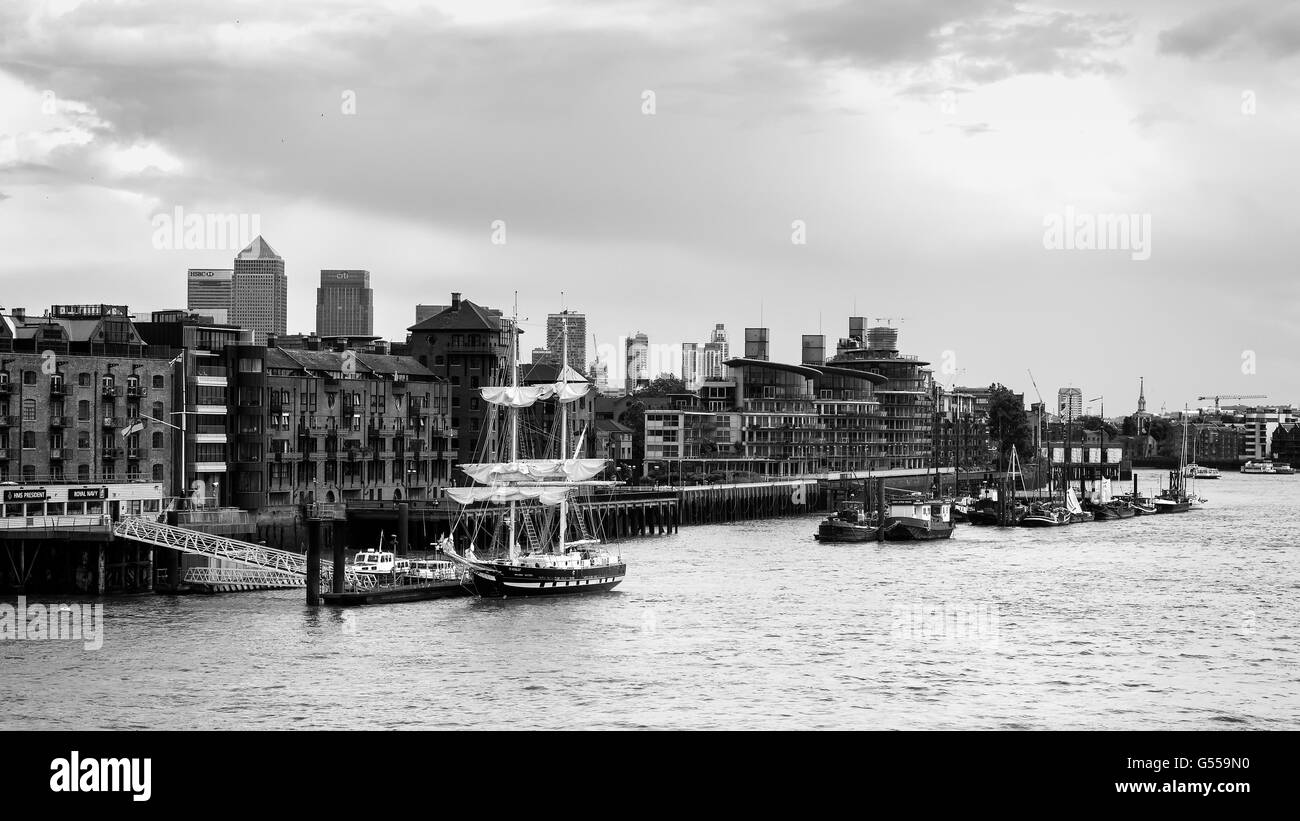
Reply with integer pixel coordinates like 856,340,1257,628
3,471,1297,730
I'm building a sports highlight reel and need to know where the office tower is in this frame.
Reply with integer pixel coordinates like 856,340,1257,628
625,332,649,393
546,310,587,374
186,268,233,324
230,235,287,343
316,269,373,337
1057,387,1083,420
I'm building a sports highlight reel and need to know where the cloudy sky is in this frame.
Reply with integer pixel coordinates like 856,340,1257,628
1,0,1297,413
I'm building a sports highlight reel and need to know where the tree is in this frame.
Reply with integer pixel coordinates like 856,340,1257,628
1121,415,1136,437
1148,417,1171,442
986,383,1032,470
1080,415,1119,437
635,373,687,397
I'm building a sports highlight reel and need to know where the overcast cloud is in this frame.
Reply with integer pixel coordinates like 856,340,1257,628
1,0,1296,411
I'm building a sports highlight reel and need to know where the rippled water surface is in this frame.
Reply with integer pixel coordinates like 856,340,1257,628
3,471,1297,729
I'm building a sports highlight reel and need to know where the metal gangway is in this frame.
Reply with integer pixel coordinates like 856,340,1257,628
113,517,375,591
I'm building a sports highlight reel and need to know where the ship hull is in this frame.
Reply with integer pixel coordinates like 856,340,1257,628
881,518,953,541
468,562,627,598
1019,514,1069,527
1154,500,1190,514
966,510,999,526
816,521,879,542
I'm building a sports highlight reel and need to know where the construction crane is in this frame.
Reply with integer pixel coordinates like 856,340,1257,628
1197,393,1267,412
1027,369,1046,452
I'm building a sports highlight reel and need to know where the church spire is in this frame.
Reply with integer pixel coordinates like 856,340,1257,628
1138,376,1146,414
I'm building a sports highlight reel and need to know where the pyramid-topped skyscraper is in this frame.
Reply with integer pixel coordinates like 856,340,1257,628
231,235,286,343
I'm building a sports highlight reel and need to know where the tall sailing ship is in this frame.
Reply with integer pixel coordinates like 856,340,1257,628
439,310,627,597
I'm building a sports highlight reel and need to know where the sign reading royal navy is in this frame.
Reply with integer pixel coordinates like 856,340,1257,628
68,487,108,501
3,489,48,502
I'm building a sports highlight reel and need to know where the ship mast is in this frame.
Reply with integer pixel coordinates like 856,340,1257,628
558,314,568,555
507,294,519,560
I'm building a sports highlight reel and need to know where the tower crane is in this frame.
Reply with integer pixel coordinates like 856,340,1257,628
1027,369,1046,452
1197,394,1267,413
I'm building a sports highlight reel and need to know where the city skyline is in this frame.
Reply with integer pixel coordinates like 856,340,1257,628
2,0,1296,414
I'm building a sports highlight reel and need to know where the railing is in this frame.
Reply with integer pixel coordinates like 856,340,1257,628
125,385,147,398
0,415,16,427
0,514,112,531
48,414,69,427
50,382,67,397
182,567,304,589
101,385,120,398
0,447,17,460
126,447,149,459
112,516,374,590
102,416,123,428
101,447,124,459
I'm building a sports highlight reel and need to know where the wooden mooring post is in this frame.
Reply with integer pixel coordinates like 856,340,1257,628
306,516,321,606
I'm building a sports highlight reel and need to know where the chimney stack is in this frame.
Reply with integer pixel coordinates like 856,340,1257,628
451,292,462,311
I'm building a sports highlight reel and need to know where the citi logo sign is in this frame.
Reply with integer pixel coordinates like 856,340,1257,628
50,752,151,802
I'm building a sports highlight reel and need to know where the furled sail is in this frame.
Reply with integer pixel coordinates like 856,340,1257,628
444,486,569,505
551,364,591,404
480,385,556,408
460,459,608,484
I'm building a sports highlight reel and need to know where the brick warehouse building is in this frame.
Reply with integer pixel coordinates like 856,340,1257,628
406,292,511,469
1,305,177,490
224,343,453,522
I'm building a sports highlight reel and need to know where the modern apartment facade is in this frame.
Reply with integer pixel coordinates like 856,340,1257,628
827,322,935,471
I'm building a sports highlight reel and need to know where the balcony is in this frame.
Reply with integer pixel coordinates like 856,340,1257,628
0,415,17,428
125,385,147,398
101,384,120,399
0,382,11,396
0,447,15,461
101,447,124,460
50,381,68,398
126,447,149,460
49,448,74,461
49,414,69,428
272,450,303,462
345,447,374,461
102,416,123,429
